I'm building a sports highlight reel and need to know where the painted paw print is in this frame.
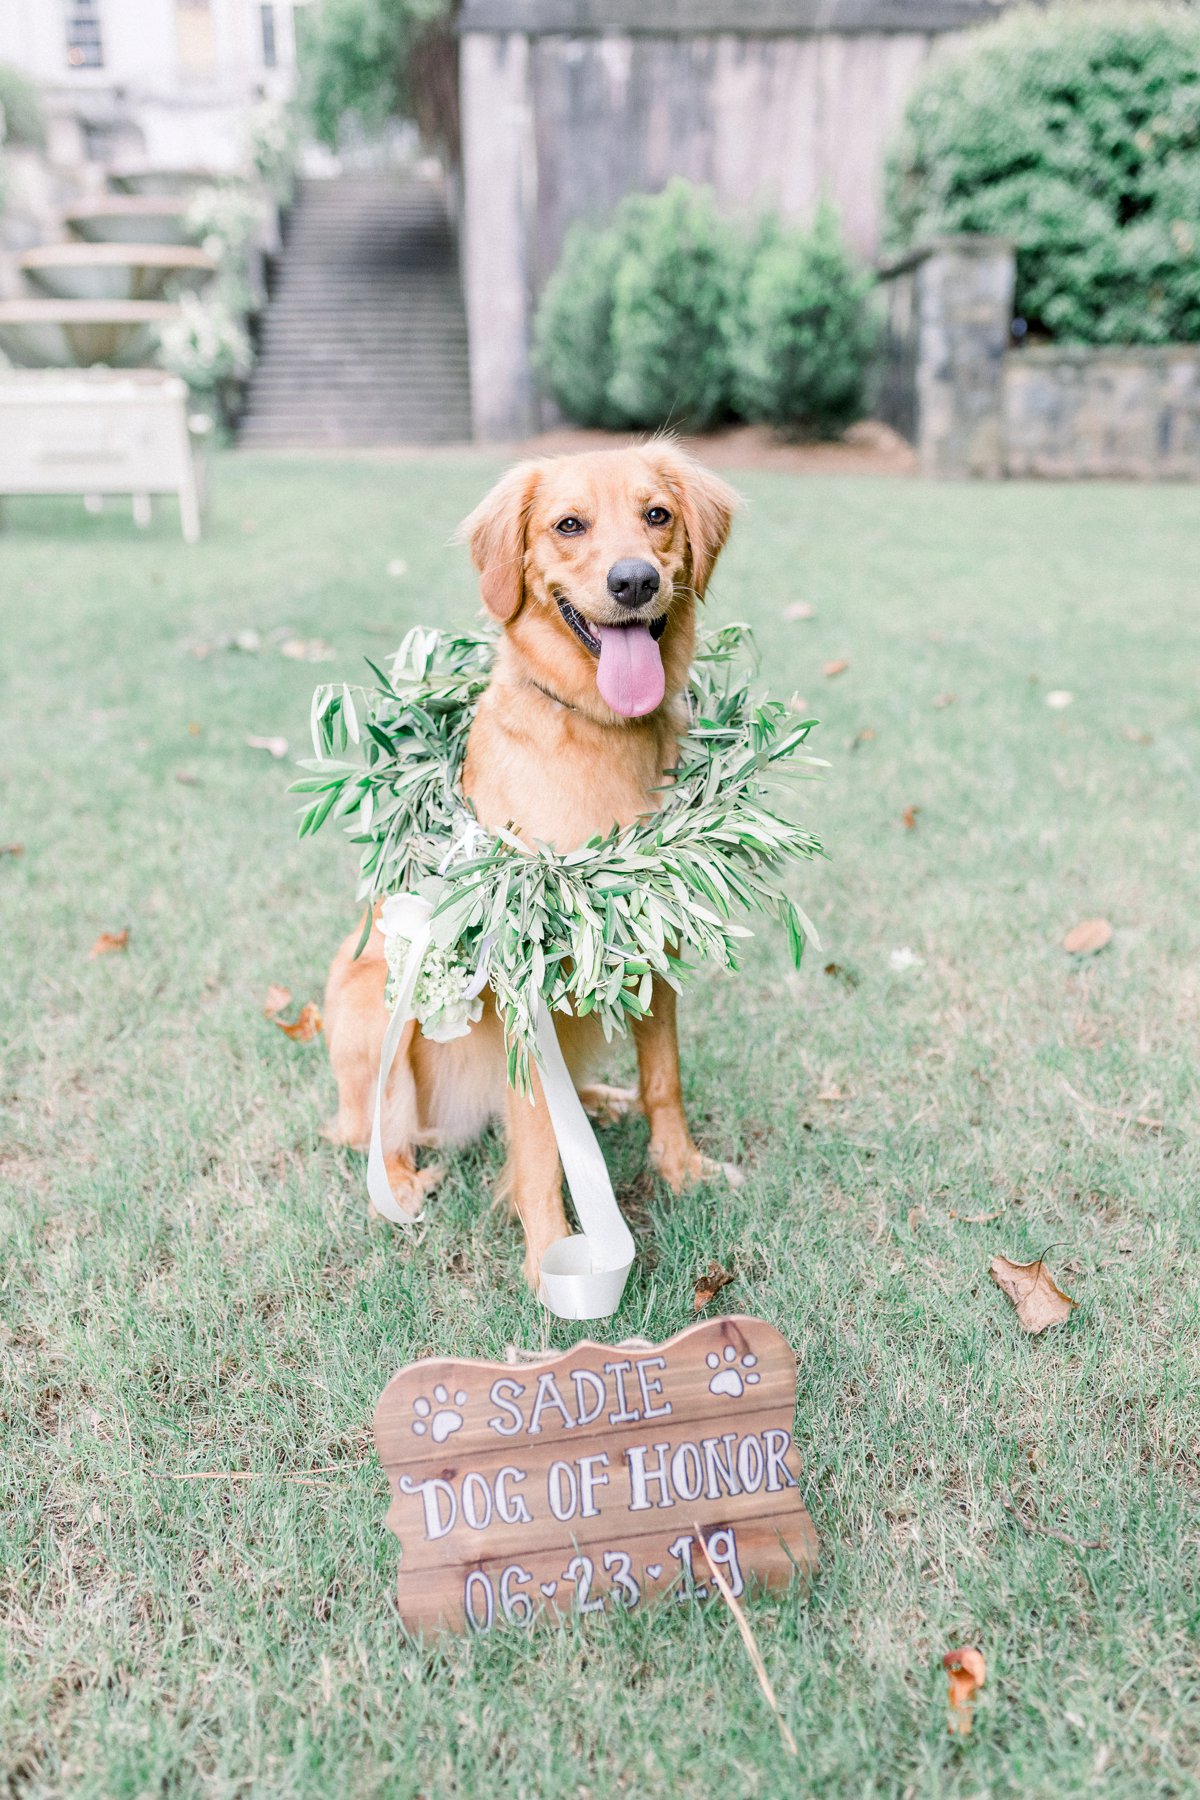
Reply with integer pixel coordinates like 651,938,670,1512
411,1384,468,1443
706,1346,760,1399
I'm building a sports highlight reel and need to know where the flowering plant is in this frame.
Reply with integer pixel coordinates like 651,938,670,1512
158,293,253,397
186,182,266,313
245,100,299,204
379,889,484,1042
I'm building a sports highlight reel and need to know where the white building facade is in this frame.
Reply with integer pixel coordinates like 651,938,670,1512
0,0,308,171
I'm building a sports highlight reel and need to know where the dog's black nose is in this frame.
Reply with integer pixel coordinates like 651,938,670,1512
607,559,661,610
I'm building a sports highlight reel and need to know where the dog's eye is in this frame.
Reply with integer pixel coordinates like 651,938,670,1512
554,516,586,535
646,506,672,527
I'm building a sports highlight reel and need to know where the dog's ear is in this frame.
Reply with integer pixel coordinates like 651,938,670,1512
653,446,741,599
457,461,543,623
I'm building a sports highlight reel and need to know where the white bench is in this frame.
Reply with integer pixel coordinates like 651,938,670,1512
0,369,205,542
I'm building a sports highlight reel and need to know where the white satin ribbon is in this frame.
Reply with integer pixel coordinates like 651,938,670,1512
367,899,634,1320
531,1002,635,1321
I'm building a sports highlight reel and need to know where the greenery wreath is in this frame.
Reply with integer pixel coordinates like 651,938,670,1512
296,622,826,1086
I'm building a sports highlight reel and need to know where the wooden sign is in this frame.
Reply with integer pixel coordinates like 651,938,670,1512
373,1315,818,1635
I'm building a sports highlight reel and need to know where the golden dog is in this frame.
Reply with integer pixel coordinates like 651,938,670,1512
323,443,744,1288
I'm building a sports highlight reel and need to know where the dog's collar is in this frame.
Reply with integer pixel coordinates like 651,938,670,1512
528,676,579,713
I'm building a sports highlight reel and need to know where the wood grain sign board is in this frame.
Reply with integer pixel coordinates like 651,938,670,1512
374,1315,819,1636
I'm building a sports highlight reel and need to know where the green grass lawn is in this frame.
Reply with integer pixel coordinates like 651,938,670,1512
1,455,1198,1798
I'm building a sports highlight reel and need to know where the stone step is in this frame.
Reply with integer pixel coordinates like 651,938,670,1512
240,173,471,448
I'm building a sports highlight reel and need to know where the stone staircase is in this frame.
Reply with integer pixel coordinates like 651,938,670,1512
239,173,471,448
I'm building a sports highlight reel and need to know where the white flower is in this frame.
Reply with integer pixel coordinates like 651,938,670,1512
379,893,483,1042
379,891,434,943
158,293,253,391
421,993,484,1043
889,946,924,973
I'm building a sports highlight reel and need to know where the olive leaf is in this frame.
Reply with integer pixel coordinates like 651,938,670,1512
294,624,825,1087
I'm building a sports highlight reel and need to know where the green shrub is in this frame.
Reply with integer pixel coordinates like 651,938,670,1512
0,64,45,149
887,3,1200,345
533,221,631,430
535,181,875,437
605,181,736,431
729,205,880,437
537,182,735,431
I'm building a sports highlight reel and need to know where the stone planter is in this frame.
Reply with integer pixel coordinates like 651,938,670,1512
107,166,226,198
20,243,217,303
63,198,194,247
0,300,179,368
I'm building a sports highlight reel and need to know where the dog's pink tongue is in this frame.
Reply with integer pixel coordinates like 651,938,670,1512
594,624,665,718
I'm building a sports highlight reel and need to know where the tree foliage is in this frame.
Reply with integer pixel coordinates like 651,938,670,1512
887,3,1200,345
302,0,453,149
0,63,45,149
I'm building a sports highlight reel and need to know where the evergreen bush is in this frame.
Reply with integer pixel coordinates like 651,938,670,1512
535,182,875,437
729,205,879,437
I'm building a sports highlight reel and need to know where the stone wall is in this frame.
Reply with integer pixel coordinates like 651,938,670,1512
877,237,1014,479
458,0,1001,439
1005,346,1200,480
878,237,1200,480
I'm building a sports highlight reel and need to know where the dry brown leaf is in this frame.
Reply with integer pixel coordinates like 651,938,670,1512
245,734,289,759
263,983,293,1019
693,1260,735,1312
0,842,24,858
902,804,920,830
990,1254,1077,1334
90,929,129,958
949,1207,1003,1224
271,1000,323,1044
783,601,815,622
1064,918,1112,956
943,1646,986,1736
908,1205,928,1232
933,692,958,709
822,658,849,678
279,636,336,663
823,961,860,989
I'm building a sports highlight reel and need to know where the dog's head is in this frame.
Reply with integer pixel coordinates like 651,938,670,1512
458,444,740,721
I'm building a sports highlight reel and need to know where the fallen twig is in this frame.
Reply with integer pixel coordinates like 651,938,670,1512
144,1463,363,1489
1001,1489,1106,1551
695,1523,798,1759
1059,1077,1163,1132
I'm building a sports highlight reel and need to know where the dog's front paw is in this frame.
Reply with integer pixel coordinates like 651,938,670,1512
369,1158,444,1220
650,1139,744,1194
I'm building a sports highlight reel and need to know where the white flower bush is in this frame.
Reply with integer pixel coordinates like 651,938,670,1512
187,183,266,266
158,293,253,397
246,101,298,203
186,182,267,314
